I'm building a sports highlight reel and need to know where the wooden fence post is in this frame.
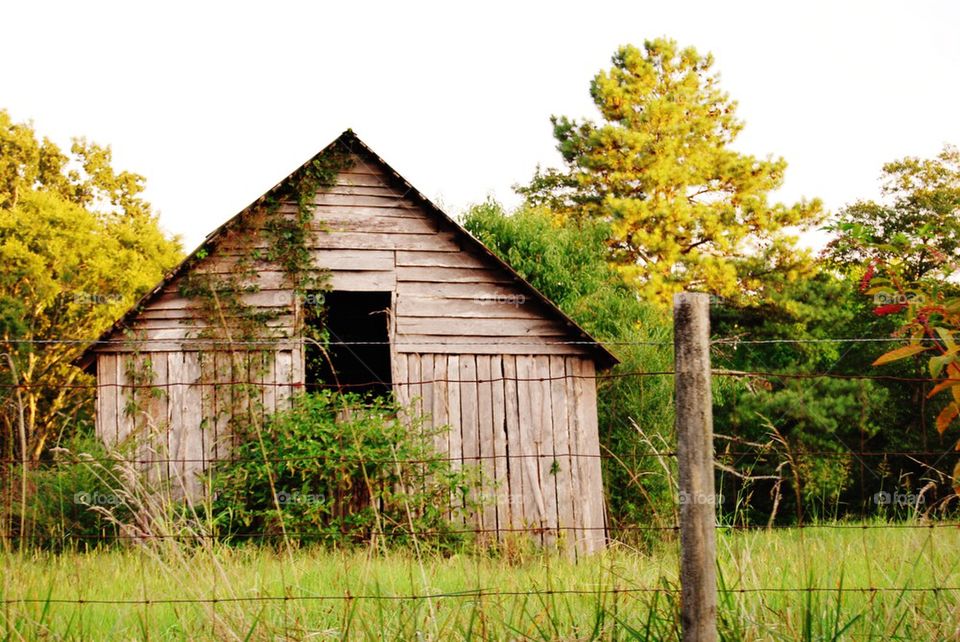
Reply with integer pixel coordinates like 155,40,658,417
673,292,718,642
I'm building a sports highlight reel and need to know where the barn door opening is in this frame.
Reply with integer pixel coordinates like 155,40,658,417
304,291,392,397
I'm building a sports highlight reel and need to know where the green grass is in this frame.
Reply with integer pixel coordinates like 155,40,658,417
2,523,959,640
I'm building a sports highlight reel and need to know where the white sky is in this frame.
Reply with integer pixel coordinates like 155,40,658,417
4,0,959,252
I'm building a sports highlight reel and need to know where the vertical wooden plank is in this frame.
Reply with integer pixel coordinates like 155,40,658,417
407,353,422,418
420,353,434,427
394,353,410,408
183,352,203,498
502,355,524,533
291,342,304,392
563,356,585,555
275,350,294,411
214,351,233,462
475,355,496,540
197,351,214,485
489,355,509,540
534,355,559,549
116,354,132,444
459,356,480,531
428,354,450,521
166,352,185,487
253,351,266,434
262,351,277,418
574,358,605,553
430,355,449,458
95,357,103,442
144,354,168,483
550,355,574,557
516,356,545,545
446,355,462,521
99,355,118,446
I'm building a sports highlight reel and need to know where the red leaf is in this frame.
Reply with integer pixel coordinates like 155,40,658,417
873,303,907,316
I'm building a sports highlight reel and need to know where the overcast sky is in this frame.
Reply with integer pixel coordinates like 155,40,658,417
4,0,959,251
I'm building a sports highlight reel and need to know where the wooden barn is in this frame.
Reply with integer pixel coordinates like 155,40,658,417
76,131,618,553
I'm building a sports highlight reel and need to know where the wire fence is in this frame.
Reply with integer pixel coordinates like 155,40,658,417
1,329,959,638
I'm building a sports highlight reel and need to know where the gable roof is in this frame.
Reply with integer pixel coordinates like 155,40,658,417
75,130,619,371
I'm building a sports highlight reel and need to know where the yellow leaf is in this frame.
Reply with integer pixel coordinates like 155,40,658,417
936,327,957,349
936,403,959,435
872,344,930,366
927,379,956,399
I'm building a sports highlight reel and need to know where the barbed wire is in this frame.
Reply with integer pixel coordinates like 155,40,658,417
0,335,943,347
4,522,959,542
1,369,959,391
2,448,957,467
2,584,958,607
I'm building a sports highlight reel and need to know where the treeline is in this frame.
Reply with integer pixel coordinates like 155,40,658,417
464,39,960,532
2,38,959,540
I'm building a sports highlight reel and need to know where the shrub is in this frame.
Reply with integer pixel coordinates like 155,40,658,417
8,433,130,551
211,391,477,550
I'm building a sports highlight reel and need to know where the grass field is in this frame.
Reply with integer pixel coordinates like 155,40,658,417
2,523,959,640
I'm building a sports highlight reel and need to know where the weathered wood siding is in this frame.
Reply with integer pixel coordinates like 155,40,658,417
394,353,606,554
92,148,607,552
91,155,591,357
95,349,302,498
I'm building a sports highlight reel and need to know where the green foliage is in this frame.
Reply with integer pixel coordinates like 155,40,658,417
464,201,676,538
0,109,182,465
711,272,921,522
519,39,822,306
822,145,960,493
211,391,476,549
825,145,960,282
17,433,129,551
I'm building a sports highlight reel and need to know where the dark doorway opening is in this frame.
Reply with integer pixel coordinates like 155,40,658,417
304,291,392,397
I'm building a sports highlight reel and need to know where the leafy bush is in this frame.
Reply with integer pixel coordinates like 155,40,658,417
7,433,130,551
211,391,476,550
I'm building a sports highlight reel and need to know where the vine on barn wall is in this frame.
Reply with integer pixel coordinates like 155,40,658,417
119,142,356,470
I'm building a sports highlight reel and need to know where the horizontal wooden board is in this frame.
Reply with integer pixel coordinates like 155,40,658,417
313,249,394,271
333,171,392,187
310,231,461,252
313,193,417,209
396,296,542,320
393,337,587,356
312,204,425,219
397,266,513,284
156,288,294,308
397,281,528,300
320,214,437,235
328,271,396,291
92,340,301,353
395,250,488,269
139,307,292,321
397,317,569,337
323,185,403,198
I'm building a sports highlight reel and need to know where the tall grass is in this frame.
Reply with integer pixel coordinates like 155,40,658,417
2,523,959,640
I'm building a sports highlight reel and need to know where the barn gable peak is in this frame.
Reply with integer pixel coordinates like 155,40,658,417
75,130,619,370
